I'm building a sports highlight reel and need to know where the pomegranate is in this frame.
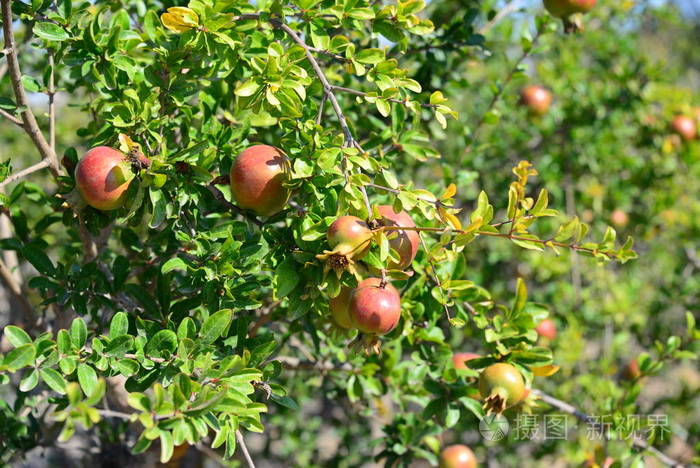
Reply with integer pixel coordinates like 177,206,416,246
478,363,526,414
229,144,290,216
439,444,477,468
670,115,696,141
535,318,557,340
544,0,595,17
610,209,629,227
349,278,401,335
329,287,353,329
376,205,420,270
621,359,641,381
75,146,135,210
452,352,480,370
519,85,552,116
327,215,373,259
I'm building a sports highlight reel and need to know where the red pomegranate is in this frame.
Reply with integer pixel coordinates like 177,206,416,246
75,146,135,210
349,278,401,335
376,205,420,270
229,144,290,216
520,85,552,116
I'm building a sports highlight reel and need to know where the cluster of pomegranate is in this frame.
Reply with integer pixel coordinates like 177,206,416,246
326,206,420,336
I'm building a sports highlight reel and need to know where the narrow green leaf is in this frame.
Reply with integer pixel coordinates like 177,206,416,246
109,312,129,338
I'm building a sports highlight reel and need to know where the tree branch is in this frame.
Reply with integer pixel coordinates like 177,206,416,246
0,108,22,126
235,430,256,468
532,389,685,467
0,159,51,189
0,256,36,327
207,182,264,228
48,49,56,151
1,0,60,176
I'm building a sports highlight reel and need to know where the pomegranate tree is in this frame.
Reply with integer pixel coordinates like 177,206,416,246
75,146,135,210
229,144,290,216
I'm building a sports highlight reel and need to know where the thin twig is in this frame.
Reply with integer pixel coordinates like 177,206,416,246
0,108,22,126
1,0,59,176
532,389,686,467
272,21,354,146
0,159,51,189
235,430,256,468
207,183,264,227
478,0,526,35
315,93,327,125
274,356,354,372
48,49,56,151
376,224,618,259
330,85,438,108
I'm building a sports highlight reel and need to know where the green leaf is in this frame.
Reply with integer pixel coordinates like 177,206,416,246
161,257,187,274
21,246,55,276
33,22,71,42
149,189,166,229
512,278,527,316
109,312,129,338
235,80,260,97
105,335,134,357
70,317,87,349
274,258,300,299
4,325,31,347
115,358,139,377
200,309,233,344
4,343,35,371
159,430,174,463
57,329,71,354
40,368,67,394
20,368,39,392
356,48,384,64
145,329,178,358
77,363,98,396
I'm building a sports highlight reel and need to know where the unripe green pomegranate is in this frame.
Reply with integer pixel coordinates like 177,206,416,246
544,0,595,17
75,146,135,210
439,444,477,468
520,85,552,116
376,205,419,270
349,278,401,335
478,363,526,414
329,287,353,329
230,144,290,216
327,215,373,259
